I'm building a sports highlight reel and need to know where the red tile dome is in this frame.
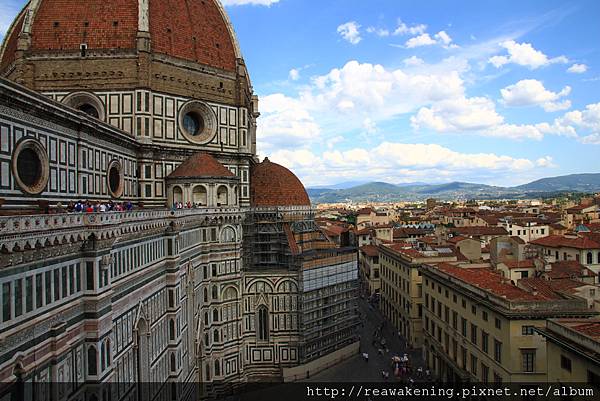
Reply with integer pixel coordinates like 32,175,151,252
0,0,239,72
250,158,311,207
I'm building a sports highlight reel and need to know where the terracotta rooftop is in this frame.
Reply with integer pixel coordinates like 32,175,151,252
547,319,600,342
530,234,600,250
167,152,235,179
359,245,379,258
546,261,597,279
356,227,373,235
436,263,557,301
1,0,238,73
250,158,310,207
518,278,567,300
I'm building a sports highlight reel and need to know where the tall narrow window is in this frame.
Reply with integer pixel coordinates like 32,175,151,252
14,279,23,317
214,360,220,376
169,319,176,341
257,306,269,341
88,346,97,376
2,283,11,322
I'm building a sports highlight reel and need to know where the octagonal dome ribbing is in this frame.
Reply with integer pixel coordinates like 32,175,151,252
250,158,311,208
0,0,239,73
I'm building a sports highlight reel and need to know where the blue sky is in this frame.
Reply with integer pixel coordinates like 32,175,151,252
2,0,600,187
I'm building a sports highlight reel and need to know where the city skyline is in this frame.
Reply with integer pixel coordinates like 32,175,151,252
3,0,600,187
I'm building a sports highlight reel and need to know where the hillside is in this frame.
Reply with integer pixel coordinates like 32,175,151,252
307,173,600,203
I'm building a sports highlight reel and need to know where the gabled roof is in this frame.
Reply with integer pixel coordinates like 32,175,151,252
547,261,597,279
359,245,379,257
168,152,235,179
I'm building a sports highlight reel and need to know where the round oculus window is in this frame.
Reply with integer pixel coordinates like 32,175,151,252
183,111,205,136
106,160,124,198
11,139,49,195
178,101,217,144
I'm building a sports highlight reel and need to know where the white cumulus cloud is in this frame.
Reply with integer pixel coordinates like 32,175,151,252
288,68,300,81
257,93,321,154
392,19,427,36
489,40,568,69
268,142,551,187
500,79,571,112
405,33,437,48
567,63,588,74
411,96,503,132
405,31,456,49
337,21,362,45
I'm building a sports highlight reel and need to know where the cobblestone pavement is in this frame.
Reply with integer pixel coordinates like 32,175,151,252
308,297,428,382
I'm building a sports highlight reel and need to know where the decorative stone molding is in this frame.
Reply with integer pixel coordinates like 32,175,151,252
178,100,217,144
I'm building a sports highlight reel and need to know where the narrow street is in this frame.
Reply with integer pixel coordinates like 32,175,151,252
308,296,428,382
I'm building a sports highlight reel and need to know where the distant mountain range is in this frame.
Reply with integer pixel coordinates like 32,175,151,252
306,173,600,203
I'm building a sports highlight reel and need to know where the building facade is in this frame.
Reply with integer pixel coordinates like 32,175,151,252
421,263,596,383
0,1,358,399
536,319,600,383
379,244,458,348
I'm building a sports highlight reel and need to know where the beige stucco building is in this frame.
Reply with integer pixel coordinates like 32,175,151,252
420,263,596,383
536,319,600,383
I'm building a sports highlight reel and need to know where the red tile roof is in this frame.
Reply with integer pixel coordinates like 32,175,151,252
549,319,600,341
250,158,310,207
436,263,556,301
571,322,600,339
547,261,597,279
360,245,379,257
530,235,600,250
168,152,235,178
518,278,565,300
2,0,238,73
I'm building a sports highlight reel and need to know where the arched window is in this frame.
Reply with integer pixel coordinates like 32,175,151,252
214,359,221,376
192,185,207,206
216,186,228,206
204,333,209,347
213,329,219,343
87,345,97,376
173,186,183,204
587,252,593,265
212,285,218,300
169,319,176,341
220,226,236,243
205,364,210,381
204,312,209,326
213,309,219,323
203,288,208,303
257,306,269,341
